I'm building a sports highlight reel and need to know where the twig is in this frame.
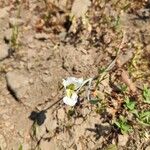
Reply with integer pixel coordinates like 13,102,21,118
44,97,63,111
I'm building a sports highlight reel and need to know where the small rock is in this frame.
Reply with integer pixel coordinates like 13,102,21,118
2,114,10,120
137,8,150,19
86,140,95,149
143,32,150,45
59,32,67,41
34,33,49,40
74,123,86,137
35,125,46,141
146,145,150,150
145,45,150,52
81,107,91,117
0,134,7,149
4,29,12,42
0,43,9,61
0,7,9,18
56,132,74,148
118,134,129,146
39,139,56,150
45,118,58,132
103,33,111,44
58,0,67,8
71,0,91,18
75,117,83,125
57,108,66,122
39,139,65,150
9,18,24,27
6,70,29,100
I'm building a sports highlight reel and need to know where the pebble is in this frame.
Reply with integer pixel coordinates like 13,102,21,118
34,33,49,40
2,114,10,120
86,140,95,149
71,0,91,18
103,33,111,44
59,32,67,41
0,43,9,61
0,134,7,149
45,110,58,132
81,107,91,117
75,117,83,125
117,50,133,67
6,70,29,100
35,125,46,141
57,108,66,122
4,29,12,42
39,139,65,150
146,145,150,150
118,134,129,146
0,7,9,18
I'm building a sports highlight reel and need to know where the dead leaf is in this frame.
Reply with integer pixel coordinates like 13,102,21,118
93,90,105,99
121,69,137,93
106,107,117,120
116,50,133,67
35,19,45,31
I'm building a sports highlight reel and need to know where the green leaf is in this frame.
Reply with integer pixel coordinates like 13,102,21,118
140,112,150,123
138,110,150,126
115,116,132,134
128,102,135,111
124,97,136,111
114,15,120,30
125,97,129,103
121,124,132,134
98,67,106,74
131,109,139,117
115,121,121,128
89,99,100,105
143,85,150,104
122,123,132,131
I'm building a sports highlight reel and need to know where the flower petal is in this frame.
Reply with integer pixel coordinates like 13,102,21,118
63,92,78,106
63,77,84,90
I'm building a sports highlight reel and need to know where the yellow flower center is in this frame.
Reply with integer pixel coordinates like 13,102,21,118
66,84,76,90
66,89,74,98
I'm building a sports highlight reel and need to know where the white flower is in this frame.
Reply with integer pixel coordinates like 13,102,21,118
62,77,93,106
63,92,78,106
62,77,83,106
63,77,84,90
